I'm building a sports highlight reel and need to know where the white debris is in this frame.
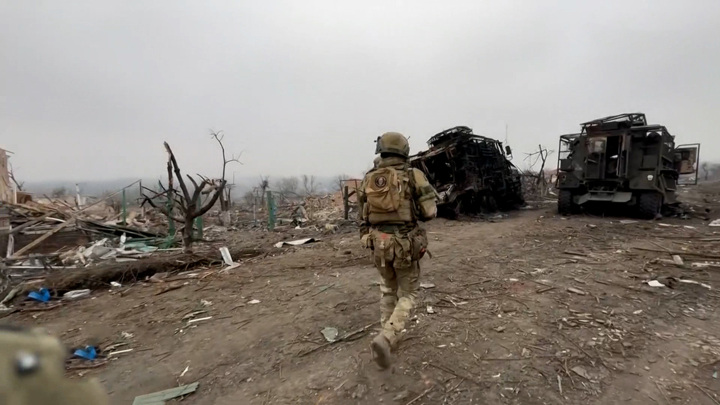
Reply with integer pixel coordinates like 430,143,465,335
219,247,234,266
274,238,317,248
321,327,339,342
709,219,720,227
647,280,666,287
248,299,261,304
679,279,712,290
672,255,684,266
426,306,435,314
692,262,720,269
63,289,91,300
187,316,212,324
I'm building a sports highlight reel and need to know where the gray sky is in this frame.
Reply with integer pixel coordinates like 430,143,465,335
2,0,719,182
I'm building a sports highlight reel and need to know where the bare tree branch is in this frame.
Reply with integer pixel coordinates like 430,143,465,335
8,161,24,191
164,142,191,202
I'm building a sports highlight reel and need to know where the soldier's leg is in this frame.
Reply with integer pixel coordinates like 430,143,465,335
374,255,398,328
382,260,420,348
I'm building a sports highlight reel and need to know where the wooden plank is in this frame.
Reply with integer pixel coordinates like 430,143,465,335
9,220,74,259
132,382,199,405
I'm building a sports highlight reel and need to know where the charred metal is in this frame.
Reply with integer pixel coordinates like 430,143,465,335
410,126,525,218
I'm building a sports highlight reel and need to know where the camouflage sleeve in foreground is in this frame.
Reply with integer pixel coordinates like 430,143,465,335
410,168,437,221
0,326,110,405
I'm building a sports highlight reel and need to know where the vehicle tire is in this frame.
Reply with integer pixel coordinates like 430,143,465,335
558,190,574,215
485,195,498,212
638,192,663,219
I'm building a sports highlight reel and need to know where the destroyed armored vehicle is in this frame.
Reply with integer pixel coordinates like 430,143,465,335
410,126,525,218
556,113,700,218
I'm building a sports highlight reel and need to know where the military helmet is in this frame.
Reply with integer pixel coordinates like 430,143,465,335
0,325,110,405
376,132,410,158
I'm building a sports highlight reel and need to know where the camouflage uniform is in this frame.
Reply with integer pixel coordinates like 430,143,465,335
358,132,437,368
0,325,110,405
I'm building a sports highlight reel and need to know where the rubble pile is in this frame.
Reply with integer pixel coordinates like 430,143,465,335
303,194,347,222
1,200,176,295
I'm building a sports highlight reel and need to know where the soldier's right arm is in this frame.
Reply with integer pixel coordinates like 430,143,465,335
410,168,437,221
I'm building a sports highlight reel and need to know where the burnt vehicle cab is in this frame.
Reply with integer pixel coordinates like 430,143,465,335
410,126,524,218
556,113,699,218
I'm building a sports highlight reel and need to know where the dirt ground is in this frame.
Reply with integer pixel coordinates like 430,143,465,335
6,185,720,404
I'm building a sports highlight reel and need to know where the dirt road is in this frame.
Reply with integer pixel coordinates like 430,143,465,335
6,203,720,404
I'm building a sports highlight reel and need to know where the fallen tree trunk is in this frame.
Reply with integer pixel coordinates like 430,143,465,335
11,247,266,298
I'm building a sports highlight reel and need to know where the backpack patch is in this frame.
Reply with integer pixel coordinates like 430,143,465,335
365,167,402,214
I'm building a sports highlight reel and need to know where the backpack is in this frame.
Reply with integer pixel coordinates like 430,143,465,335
364,166,415,224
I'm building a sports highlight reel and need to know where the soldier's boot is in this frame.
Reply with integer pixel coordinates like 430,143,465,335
371,334,393,369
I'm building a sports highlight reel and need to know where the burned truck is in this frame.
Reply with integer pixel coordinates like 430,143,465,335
410,126,524,218
556,113,700,218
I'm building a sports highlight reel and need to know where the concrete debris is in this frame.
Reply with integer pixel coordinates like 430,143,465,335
321,327,339,342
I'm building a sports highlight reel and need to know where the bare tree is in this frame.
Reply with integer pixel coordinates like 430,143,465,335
52,187,67,198
258,176,270,205
141,132,239,253
336,174,350,192
302,174,318,196
278,177,299,198
8,161,23,191
523,145,554,197
242,191,255,207
212,133,242,226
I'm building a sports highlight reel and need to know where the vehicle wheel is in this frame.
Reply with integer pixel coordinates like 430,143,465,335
485,195,498,212
558,190,574,215
638,192,663,219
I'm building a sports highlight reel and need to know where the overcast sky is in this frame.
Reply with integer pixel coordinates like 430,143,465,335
2,1,719,182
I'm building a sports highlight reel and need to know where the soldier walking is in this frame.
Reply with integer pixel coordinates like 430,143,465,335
358,132,437,369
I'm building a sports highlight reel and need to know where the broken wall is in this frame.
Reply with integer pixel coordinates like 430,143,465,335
0,148,11,203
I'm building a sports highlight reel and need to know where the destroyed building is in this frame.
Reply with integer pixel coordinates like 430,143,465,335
410,126,525,218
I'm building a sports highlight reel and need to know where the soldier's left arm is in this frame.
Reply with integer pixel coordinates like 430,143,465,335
410,168,437,221
357,176,370,235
